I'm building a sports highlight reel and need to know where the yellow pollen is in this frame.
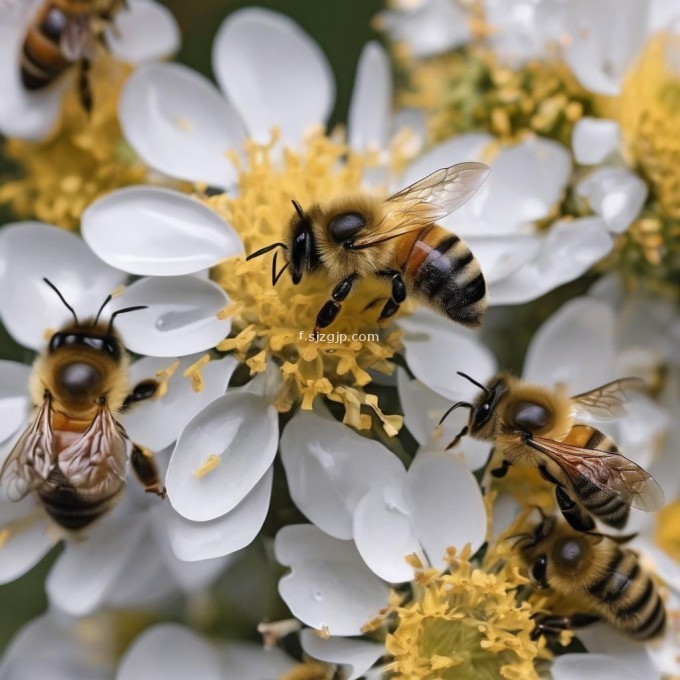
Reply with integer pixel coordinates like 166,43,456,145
0,528,10,549
193,454,221,479
110,285,126,298
207,132,411,434
280,661,335,680
154,359,181,399
182,354,211,393
655,498,680,563
0,55,171,229
313,625,331,640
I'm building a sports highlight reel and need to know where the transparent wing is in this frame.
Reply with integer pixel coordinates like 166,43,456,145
0,398,54,502
571,378,647,421
58,406,130,497
527,436,664,512
351,162,490,248
59,16,93,61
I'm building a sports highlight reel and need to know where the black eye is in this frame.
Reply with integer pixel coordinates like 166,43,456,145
329,213,365,243
473,401,492,428
530,555,548,587
512,401,550,431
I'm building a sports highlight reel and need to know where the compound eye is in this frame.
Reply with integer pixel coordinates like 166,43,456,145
57,362,102,397
530,555,548,587
329,213,365,243
473,401,492,428
512,401,550,431
48,333,65,353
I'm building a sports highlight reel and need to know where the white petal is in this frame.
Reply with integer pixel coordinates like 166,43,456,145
523,296,616,391
406,453,486,569
46,517,146,615
119,63,245,188
82,187,243,276
0,502,56,585
563,0,650,96
552,653,654,680
0,19,64,140
572,118,621,165
222,642,297,679
117,624,222,680
166,393,277,521
0,223,126,349
577,167,647,234
0,361,31,442
447,137,572,236
615,395,669,468
213,8,334,145
111,275,231,358
300,630,384,680
0,613,111,680
399,308,496,401
105,0,180,64
377,0,472,58
353,483,421,582
275,524,389,636
348,42,392,152
123,354,236,451
464,234,542,284
164,467,273,561
280,410,405,540
488,217,613,305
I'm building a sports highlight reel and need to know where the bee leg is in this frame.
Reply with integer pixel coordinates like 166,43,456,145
78,58,93,115
480,448,509,492
377,270,407,322
313,274,358,337
531,613,600,640
131,444,166,498
554,485,596,532
122,379,160,411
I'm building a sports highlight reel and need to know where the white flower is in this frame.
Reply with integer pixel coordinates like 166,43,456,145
0,0,180,140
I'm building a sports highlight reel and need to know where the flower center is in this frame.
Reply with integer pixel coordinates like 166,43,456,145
207,132,406,434
0,55,152,229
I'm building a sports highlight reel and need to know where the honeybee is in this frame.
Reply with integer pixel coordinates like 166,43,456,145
440,372,664,532
0,279,165,531
247,162,490,334
20,0,127,113
515,512,666,641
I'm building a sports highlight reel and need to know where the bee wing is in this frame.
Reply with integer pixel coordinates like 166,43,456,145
0,398,54,502
58,406,130,496
528,436,665,512
59,16,95,62
571,378,647,420
351,162,490,248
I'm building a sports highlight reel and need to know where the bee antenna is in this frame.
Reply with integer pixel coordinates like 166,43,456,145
107,305,148,334
438,401,473,426
246,242,288,261
291,199,305,219
43,278,79,325
457,371,490,395
93,294,113,326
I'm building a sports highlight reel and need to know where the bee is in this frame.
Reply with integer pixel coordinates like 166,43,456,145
20,0,127,113
246,162,490,334
0,279,165,531
439,372,664,532
514,512,666,641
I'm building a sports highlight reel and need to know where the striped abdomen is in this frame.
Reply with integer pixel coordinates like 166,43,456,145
397,224,487,327
589,546,666,640
21,2,83,90
36,468,123,531
564,425,630,529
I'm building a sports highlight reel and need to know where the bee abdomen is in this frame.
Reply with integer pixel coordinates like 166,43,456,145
37,470,124,531
21,6,71,90
404,225,487,328
571,429,630,528
591,548,666,640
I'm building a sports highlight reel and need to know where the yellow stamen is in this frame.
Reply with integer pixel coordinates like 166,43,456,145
110,285,126,298
0,528,10,549
193,454,221,479
154,359,181,399
313,625,331,640
182,354,211,393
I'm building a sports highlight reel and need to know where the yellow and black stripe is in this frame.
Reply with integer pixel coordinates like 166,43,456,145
589,546,666,640
401,225,487,327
